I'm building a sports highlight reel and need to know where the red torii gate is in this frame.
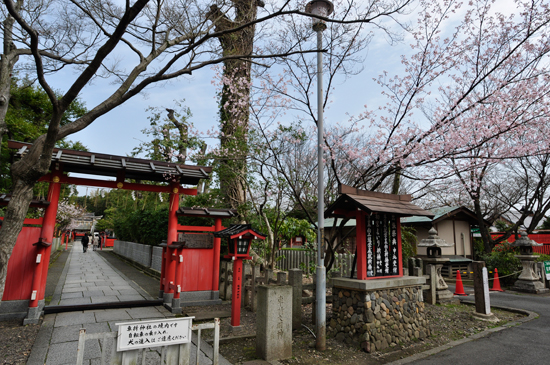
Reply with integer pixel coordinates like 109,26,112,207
0,140,212,323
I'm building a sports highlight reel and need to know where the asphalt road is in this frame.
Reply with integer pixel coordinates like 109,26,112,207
410,287,550,365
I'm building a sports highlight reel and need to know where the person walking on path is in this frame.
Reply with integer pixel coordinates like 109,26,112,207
81,233,89,253
92,233,99,251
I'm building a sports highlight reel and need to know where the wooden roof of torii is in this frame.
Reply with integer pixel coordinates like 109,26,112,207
325,184,434,218
8,140,211,185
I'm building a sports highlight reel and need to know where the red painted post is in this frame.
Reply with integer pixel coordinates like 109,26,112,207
396,217,403,277
355,210,367,280
30,170,61,308
231,258,244,327
165,183,180,295
213,218,222,291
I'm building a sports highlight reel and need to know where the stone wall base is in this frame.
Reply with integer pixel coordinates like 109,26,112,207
329,280,430,353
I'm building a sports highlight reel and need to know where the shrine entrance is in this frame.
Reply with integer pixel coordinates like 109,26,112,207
0,140,213,323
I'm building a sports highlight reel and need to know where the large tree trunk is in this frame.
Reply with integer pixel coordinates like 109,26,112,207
0,136,53,302
0,10,20,156
207,1,261,210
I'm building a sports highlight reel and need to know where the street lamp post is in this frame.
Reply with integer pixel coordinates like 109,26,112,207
305,0,333,352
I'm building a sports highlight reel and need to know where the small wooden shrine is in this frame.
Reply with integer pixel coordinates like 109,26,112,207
325,185,434,280
325,185,435,352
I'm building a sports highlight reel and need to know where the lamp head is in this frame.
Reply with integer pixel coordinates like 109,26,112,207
305,0,334,31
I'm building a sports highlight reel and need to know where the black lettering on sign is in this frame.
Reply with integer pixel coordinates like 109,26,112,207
177,233,214,249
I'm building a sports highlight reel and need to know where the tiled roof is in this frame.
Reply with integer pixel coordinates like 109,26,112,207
8,140,211,185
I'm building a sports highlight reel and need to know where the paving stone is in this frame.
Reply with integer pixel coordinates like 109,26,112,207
93,286,113,291
62,287,87,293
117,289,139,295
91,295,119,304
54,312,96,327
81,282,99,287
83,290,105,298
58,297,92,306
64,283,83,288
127,307,166,319
51,324,82,343
45,339,100,365
117,294,146,302
61,292,83,299
102,289,120,296
94,309,132,323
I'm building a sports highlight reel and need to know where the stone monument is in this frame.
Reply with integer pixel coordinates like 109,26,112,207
417,228,456,303
256,285,292,361
510,231,549,294
472,261,498,322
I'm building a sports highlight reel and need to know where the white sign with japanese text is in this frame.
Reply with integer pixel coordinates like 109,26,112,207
116,317,194,351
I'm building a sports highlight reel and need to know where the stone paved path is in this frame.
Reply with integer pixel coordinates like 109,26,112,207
28,243,230,365
51,243,151,306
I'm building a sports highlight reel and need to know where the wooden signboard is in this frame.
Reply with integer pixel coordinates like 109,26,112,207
366,213,399,277
116,317,193,351
177,233,214,249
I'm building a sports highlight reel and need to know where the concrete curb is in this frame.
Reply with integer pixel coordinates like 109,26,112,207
385,302,538,365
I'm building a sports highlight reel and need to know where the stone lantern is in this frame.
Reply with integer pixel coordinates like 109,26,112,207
510,231,549,294
417,228,455,303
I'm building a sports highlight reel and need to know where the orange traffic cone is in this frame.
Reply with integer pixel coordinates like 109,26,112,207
454,269,468,296
490,268,504,292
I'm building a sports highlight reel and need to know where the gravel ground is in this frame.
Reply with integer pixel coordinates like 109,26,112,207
0,298,525,364
0,319,42,365
217,301,525,365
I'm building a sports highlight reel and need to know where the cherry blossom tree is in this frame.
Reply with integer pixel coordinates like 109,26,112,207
244,0,550,258
55,199,86,234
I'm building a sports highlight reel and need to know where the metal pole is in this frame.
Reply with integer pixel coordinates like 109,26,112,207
315,27,326,351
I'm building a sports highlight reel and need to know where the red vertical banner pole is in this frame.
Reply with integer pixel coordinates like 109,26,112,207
231,257,243,327
165,183,180,298
355,211,367,280
30,170,61,308
212,218,222,291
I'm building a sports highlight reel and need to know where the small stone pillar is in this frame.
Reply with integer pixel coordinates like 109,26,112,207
510,232,549,294
256,285,292,361
288,269,303,330
472,261,498,322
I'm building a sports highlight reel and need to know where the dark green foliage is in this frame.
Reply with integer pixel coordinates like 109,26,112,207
494,220,511,232
481,242,521,286
114,208,169,246
534,253,550,262
401,226,417,269
472,237,485,260
1,78,88,193
539,216,550,230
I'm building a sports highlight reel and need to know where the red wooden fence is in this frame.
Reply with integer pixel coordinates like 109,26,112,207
491,233,550,255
